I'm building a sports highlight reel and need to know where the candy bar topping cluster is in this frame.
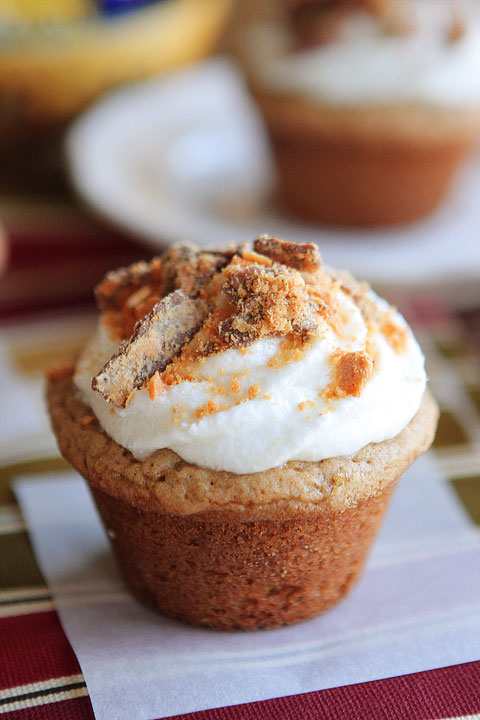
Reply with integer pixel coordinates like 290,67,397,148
89,237,405,410
74,236,426,474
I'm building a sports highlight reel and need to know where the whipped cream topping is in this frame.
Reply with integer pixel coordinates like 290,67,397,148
251,0,480,107
74,284,426,475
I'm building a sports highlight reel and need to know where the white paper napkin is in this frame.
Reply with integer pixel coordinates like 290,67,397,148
14,454,480,720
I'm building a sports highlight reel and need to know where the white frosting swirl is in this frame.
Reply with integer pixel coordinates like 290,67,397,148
252,0,480,107
74,288,426,475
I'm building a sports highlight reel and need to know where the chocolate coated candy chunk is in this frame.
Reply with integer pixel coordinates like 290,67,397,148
162,243,239,297
92,290,208,407
219,263,317,347
254,235,322,272
95,258,163,312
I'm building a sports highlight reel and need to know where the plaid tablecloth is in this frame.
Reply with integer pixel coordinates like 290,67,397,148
1,196,479,720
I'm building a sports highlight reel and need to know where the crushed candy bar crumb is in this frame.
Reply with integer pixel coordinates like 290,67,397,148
231,379,241,394
298,400,315,411
332,350,374,398
248,384,260,400
381,311,409,354
268,335,312,369
195,399,220,419
147,372,166,402
171,403,187,426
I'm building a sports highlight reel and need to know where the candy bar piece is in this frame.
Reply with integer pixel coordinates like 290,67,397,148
253,236,322,272
92,290,208,407
164,243,247,298
95,243,246,313
210,242,249,261
175,252,231,297
161,244,199,293
217,315,259,349
95,258,163,312
219,264,318,347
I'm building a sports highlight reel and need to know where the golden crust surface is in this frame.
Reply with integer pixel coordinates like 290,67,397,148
47,372,438,520
91,480,397,630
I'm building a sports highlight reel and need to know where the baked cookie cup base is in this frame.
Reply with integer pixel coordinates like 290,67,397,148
91,480,396,631
255,92,479,227
47,372,438,631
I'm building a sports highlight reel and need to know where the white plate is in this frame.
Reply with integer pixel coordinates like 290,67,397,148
66,58,480,298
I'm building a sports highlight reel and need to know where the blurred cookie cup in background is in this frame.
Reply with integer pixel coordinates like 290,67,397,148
47,237,438,630
235,0,480,227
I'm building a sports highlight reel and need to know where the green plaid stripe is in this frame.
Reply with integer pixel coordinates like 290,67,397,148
418,317,480,525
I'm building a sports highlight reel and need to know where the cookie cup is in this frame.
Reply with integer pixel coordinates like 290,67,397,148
254,91,480,227
47,371,438,630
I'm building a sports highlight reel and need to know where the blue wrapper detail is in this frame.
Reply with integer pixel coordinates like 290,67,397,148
97,0,168,16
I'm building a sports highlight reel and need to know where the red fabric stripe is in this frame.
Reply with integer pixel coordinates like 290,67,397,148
167,661,480,720
2,695,95,720
7,232,146,266
0,297,96,320
10,240,129,265
0,225,152,319
1,608,479,719
0,612,81,691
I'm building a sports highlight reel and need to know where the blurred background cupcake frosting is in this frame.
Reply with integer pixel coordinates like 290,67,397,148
241,0,480,106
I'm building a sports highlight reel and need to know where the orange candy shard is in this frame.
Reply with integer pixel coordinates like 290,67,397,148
334,351,374,397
